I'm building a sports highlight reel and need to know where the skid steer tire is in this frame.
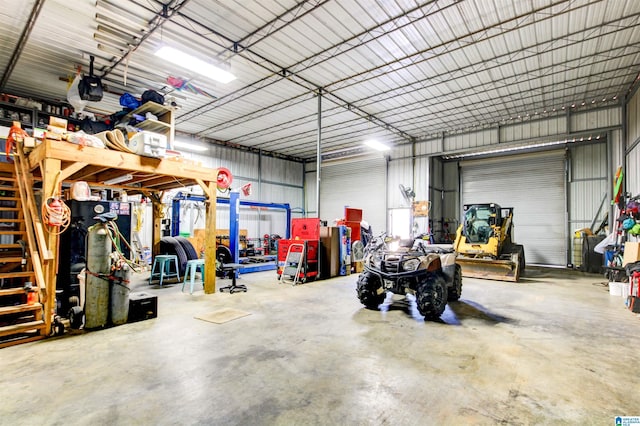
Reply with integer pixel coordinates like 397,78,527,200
417,273,448,320
356,271,386,310
514,244,525,274
447,264,463,302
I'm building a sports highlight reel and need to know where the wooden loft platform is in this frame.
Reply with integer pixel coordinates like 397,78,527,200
28,139,215,193
25,138,220,297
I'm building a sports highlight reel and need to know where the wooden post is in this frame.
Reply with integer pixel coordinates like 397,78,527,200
204,180,217,294
150,193,163,256
41,157,61,335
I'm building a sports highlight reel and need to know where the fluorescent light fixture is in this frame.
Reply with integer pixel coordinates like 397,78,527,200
364,139,390,151
173,140,209,152
104,174,133,185
155,45,236,84
440,133,604,160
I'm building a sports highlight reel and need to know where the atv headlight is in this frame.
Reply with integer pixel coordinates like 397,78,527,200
402,258,420,271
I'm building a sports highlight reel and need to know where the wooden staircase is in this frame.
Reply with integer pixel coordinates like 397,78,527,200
0,162,46,348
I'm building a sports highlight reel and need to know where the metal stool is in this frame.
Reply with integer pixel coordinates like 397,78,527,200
149,254,179,286
182,259,205,294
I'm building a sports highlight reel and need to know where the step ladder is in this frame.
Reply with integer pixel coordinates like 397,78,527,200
0,164,46,348
131,231,147,270
279,242,305,285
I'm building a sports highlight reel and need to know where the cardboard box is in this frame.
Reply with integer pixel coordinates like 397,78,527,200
320,226,340,279
623,242,640,266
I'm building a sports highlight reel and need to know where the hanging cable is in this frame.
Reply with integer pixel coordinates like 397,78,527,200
41,197,71,234
102,220,142,274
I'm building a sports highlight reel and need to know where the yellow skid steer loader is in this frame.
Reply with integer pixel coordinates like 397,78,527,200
453,203,525,282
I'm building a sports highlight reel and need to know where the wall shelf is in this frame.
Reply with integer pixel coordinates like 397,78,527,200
120,102,175,148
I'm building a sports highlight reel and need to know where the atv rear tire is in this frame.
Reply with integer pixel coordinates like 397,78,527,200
447,264,463,302
417,273,448,320
356,271,385,309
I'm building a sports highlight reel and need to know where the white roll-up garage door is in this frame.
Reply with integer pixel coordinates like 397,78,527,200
320,157,386,233
460,150,566,266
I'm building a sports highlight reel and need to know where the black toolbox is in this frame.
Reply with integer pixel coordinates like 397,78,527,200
128,292,158,322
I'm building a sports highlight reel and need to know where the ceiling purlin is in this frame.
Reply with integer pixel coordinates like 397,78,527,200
182,0,598,148
232,104,358,146
0,0,45,89
357,39,638,130
398,80,628,140
235,0,332,52
200,92,314,136
253,117,398,154
322,0,587,93
136,0,417,144
286,0,445,74
326,6,638,122
99,0,192,80
231,21,640,147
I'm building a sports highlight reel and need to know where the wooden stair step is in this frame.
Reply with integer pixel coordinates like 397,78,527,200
0,186,17,191
0,271,35,280
0,320,45,339
0,196,20,202
0,218,24,223
0,230,26,236
0,287,28,297
0,302,42,316
0,256,24,263
0,244,22,250
0,334,45,349
0,207,20,212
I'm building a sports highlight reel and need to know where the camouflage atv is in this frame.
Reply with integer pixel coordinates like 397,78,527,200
356,234,462,320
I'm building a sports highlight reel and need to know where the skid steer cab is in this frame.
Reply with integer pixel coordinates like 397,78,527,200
453,203,525,282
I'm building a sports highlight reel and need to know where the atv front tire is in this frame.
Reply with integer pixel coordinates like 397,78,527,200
447,264,463,302
356,271,386,309
417,273,448,320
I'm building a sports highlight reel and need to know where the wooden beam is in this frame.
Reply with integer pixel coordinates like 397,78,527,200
196,178,209,195
59,162,88,181
203,181,217,294
64,164,110,181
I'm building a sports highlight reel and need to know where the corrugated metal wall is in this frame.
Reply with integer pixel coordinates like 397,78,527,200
316,157,387,234
428,157,459,242
144,146,304,248
567,142,609,264
501,116,565,141
429,157,444,239
568,143,608,230
445,129,498,152
388,158,414,209
626,89,640,197
414,106,621,157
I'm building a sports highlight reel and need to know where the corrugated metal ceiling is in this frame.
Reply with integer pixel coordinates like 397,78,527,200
0,0,638,162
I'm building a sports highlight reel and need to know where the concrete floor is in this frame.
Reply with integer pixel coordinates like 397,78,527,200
1,267,639,425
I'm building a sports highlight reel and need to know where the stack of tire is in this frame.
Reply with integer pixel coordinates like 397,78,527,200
159,236,200,276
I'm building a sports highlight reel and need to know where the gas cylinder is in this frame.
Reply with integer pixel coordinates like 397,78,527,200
84,224,111,329
110,264,131,326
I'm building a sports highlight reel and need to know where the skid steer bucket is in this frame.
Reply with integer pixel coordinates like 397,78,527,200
456,256,521,282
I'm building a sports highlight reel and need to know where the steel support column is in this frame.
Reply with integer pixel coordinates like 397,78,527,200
316,88,322,219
